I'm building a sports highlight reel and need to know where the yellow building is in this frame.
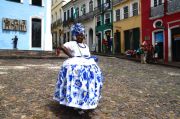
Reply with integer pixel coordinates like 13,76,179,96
51,0,70,49
113,0,141,54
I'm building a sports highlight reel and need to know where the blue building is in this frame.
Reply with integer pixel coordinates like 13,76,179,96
0,0,52,51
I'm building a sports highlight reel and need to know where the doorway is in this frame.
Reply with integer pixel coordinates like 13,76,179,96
154,31,164,59
171,27,180,61
32,18,41,48
114,30,121,54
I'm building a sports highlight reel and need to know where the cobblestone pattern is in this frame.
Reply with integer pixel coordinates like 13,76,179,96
0,57,180,119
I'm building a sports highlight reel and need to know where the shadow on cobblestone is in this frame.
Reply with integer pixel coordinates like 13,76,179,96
46,101,92,119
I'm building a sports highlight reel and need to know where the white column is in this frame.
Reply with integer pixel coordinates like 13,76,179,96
44,0,53,51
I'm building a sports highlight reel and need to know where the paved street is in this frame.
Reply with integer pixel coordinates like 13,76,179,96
0,56,180,119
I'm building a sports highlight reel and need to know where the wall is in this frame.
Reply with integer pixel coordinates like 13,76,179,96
0,0,52,51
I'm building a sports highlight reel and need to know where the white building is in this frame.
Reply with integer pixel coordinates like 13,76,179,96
62,0,97,51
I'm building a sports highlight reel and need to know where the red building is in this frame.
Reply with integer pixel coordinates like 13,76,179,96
141,0,180,63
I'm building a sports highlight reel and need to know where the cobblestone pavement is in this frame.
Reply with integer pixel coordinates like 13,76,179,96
0,56,180,119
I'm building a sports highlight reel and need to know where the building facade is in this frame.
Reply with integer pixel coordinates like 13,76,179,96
51,0,69,49
72,0,96,50
62,0,74,44
113,0,141,54
94,0,113,53
0,0,52,51
142,0,180,62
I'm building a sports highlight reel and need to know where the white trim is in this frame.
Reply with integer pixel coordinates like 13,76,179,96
104,29,112,39
168,25,180,62
153,19,163,28
30,16,44,50
152,29,165,59
21,0,23,3
167,20,180,61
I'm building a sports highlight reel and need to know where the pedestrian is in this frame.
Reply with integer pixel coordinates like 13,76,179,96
53,23,104,114
141,40,149,64
107,37,113,54
154,42,160,63
12,35,18,49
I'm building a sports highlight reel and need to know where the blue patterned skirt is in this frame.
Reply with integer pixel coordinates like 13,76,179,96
53,57,103,110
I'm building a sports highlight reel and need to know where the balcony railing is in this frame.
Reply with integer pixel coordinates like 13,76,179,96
63,18,74,27
51,19,63,29
94,2,111,15
51,22,57,29
113,0,126,6
57,19,62,26
94,6,101,15
150,4,164,18
74,11,94,23
167,0,180,14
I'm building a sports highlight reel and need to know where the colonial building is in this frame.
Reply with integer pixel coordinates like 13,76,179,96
51,0,69,49
0,0,52,51
141,0,180,62
72,0,96,50
62,0,74,43
94,0,113,53
113,0,141,54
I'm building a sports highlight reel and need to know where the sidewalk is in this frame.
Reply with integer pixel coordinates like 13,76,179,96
0,49,68,59
0,50,180,68
92,52,180,69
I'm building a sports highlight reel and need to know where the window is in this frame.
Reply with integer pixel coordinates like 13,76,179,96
71,7,74,19
64,12,66,21
97,16,101,26
75,7,79,18
132,2,138,16
32,0,42,6
154,0,163,7
81,4,86,15
7,0,21,3
116,9,120,21
104,0,111,9
59,9,62,19
55,12,57,21
67,10,70,20
105,13,111,24
123,6,128,19
89,0,93,12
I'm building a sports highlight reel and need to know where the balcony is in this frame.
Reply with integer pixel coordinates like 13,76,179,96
150,4,164,19
74,11,94,23
94,6,101,15
113,0,126,6
63,18,74,27
94,2,111,15
57,19,62,26
51,19,63,29
51,22,57,29
167,0,180,14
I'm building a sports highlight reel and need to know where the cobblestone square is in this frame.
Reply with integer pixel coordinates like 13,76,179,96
0,56,180,119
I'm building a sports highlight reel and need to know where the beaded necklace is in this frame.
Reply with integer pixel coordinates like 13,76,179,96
77,43,86,48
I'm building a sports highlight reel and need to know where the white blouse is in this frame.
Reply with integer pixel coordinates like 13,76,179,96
63,41,91,57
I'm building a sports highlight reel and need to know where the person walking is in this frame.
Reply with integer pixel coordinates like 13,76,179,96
53,23,104,114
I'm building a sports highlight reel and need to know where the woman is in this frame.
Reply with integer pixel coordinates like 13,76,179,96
53,23,103,113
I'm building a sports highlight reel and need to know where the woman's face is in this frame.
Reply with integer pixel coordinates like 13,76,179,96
76,33,85,43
